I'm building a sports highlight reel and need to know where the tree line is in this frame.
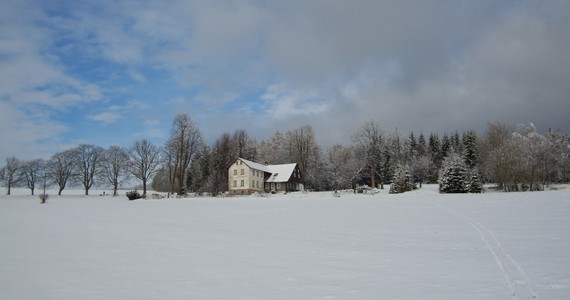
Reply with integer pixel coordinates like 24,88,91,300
1,113,569,197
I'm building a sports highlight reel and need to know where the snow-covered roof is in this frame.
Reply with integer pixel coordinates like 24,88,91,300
266,163,297,183
235,158,298,183
238,158,271,173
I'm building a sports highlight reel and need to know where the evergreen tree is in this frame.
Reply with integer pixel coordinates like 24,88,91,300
439,154,468,193
463,130,479,169
389,164,416,194
409,132,417,157
428,133,441,182
382,149,394,185
417,133,427,157
452,131,463,154
467,169,483,193
440,134,451,159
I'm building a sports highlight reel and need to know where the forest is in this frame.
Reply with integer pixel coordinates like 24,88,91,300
1,113,569,197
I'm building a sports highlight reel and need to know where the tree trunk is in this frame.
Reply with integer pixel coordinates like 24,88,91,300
176,173,184,195
142,180,147,197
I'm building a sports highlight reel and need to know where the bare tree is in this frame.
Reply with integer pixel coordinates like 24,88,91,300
258,131,289,164
548,130,570,183
232,129,257,160
512,123,552,190
207,133,234,195
286,125,324,189
327,144,357,191
46,149,76,195
0,156,21,195
162,140,177,197
410,156,432,188
186,145,211,194
151,167,170,193
129,139,161,197
21,159,45,195
166,113,204,195
352,120,385,189
73,144,104,196
101,146,131,196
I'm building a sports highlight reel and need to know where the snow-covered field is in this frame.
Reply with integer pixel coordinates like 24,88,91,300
1,185,569,300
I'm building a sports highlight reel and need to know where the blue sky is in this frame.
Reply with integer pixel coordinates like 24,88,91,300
1,0,570,163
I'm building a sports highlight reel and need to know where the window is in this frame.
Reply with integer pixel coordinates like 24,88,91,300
241,169,244,175
252,180,255,188
233,169,237,175
240,180,244,187
233,181,237,187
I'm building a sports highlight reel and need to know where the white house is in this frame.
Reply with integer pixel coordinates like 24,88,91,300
228,158,304,195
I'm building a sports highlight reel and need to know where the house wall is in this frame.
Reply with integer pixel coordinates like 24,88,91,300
264,165,304,193
228,159,265,195
265,182,304,193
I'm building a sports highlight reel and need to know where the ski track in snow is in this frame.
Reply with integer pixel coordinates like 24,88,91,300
434,201,538,300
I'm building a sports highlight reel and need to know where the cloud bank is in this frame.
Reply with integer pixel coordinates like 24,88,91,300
1,0,569,162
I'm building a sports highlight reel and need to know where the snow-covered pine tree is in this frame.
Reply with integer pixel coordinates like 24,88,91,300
417,133,427,157
440,134,451,159
389,164,416,194
467,169,483,193
439,154,468,193
463,130,478,169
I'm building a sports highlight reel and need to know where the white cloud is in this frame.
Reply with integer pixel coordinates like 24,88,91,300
261,83,330,120
89,112,121,125
0,1,106,162
0,100,69,162
2,0,570,162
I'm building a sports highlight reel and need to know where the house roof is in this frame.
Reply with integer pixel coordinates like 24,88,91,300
238,158,271,173
233,157,298,183
266,163,297,183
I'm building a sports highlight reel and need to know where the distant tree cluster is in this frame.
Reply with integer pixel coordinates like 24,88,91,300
2,114,569,197
0,140,160,197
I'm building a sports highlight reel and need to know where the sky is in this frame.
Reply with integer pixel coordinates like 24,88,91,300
1,0,570,163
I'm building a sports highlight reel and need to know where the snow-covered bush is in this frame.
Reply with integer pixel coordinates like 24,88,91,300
439,154,468,193
389,164,416,194
126,190,142,200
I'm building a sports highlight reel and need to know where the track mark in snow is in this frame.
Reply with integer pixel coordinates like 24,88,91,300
434,202,538,300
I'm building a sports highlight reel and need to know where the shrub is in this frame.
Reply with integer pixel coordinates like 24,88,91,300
39,193,49,204
126,190,142,200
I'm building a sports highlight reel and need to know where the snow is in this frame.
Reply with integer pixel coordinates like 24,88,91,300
1,186,569,299
266,163,297,183
237,158,272,174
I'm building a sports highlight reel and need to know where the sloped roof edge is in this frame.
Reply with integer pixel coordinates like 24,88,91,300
238,158,272,173
266,163,297,183
231,158,298,183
